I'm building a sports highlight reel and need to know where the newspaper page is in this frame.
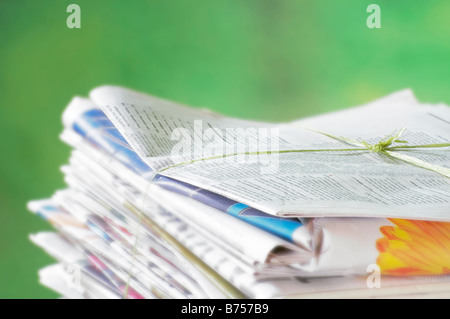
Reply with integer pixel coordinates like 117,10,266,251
89,86,450,220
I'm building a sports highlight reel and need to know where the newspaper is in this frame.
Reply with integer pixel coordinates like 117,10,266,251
28,86,450,299
89,86,450,220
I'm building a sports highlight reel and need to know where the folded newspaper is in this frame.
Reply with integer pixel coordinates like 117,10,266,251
29,86,450,298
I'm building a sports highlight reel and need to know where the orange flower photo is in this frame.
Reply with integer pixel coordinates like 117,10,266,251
377,219,450,276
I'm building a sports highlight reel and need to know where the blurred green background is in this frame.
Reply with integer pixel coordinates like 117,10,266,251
0,0,449,298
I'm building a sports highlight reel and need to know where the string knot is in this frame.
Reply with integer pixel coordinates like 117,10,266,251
361,128,407,153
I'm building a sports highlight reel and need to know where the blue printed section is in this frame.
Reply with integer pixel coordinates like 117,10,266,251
73,110,151,174
33,204,59,221
71,108,303,243
227,204,301,242
33,203,114,243
87,220,113,242
153,176,236,213
151,176,302,242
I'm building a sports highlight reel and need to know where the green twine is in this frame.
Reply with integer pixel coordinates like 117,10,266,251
156,128,450,178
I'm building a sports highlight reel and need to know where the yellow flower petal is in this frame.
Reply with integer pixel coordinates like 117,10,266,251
376,219,450,276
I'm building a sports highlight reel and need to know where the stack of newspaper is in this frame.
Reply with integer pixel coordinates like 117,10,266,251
29,86,450,299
